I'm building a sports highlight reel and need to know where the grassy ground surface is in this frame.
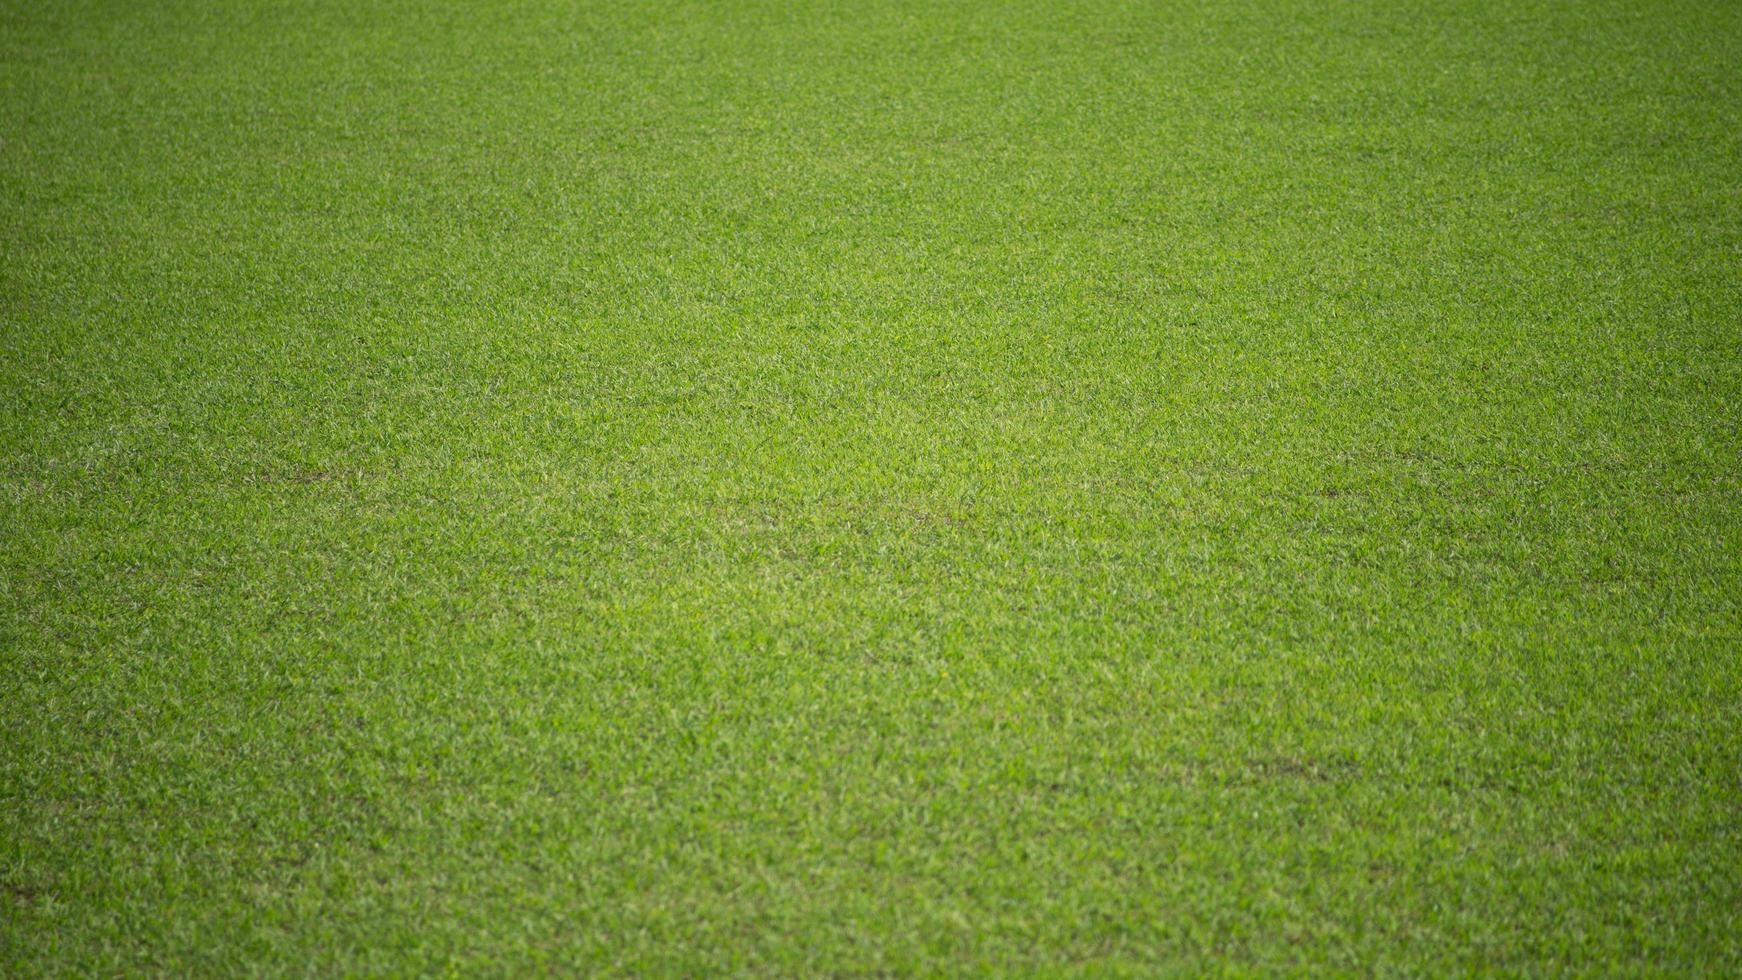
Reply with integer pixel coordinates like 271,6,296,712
4,0,1741,973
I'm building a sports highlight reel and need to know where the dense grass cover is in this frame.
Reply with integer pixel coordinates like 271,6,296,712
4,0,1740,973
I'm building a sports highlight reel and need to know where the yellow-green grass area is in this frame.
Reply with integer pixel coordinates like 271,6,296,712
3,0,1740,972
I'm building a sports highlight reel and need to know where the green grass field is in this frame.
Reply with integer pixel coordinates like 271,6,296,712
4,0,1741,973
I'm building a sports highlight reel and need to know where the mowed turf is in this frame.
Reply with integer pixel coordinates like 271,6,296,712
3,0,1740,972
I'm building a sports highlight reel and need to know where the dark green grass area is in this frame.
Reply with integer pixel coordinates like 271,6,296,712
4,0,1741,972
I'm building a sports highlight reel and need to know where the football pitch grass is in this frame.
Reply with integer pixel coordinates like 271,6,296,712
3,0,1740,973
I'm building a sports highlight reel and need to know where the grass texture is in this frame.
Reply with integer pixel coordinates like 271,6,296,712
3,0,1741,973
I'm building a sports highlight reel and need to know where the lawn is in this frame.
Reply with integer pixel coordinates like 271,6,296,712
3,0,1740,973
